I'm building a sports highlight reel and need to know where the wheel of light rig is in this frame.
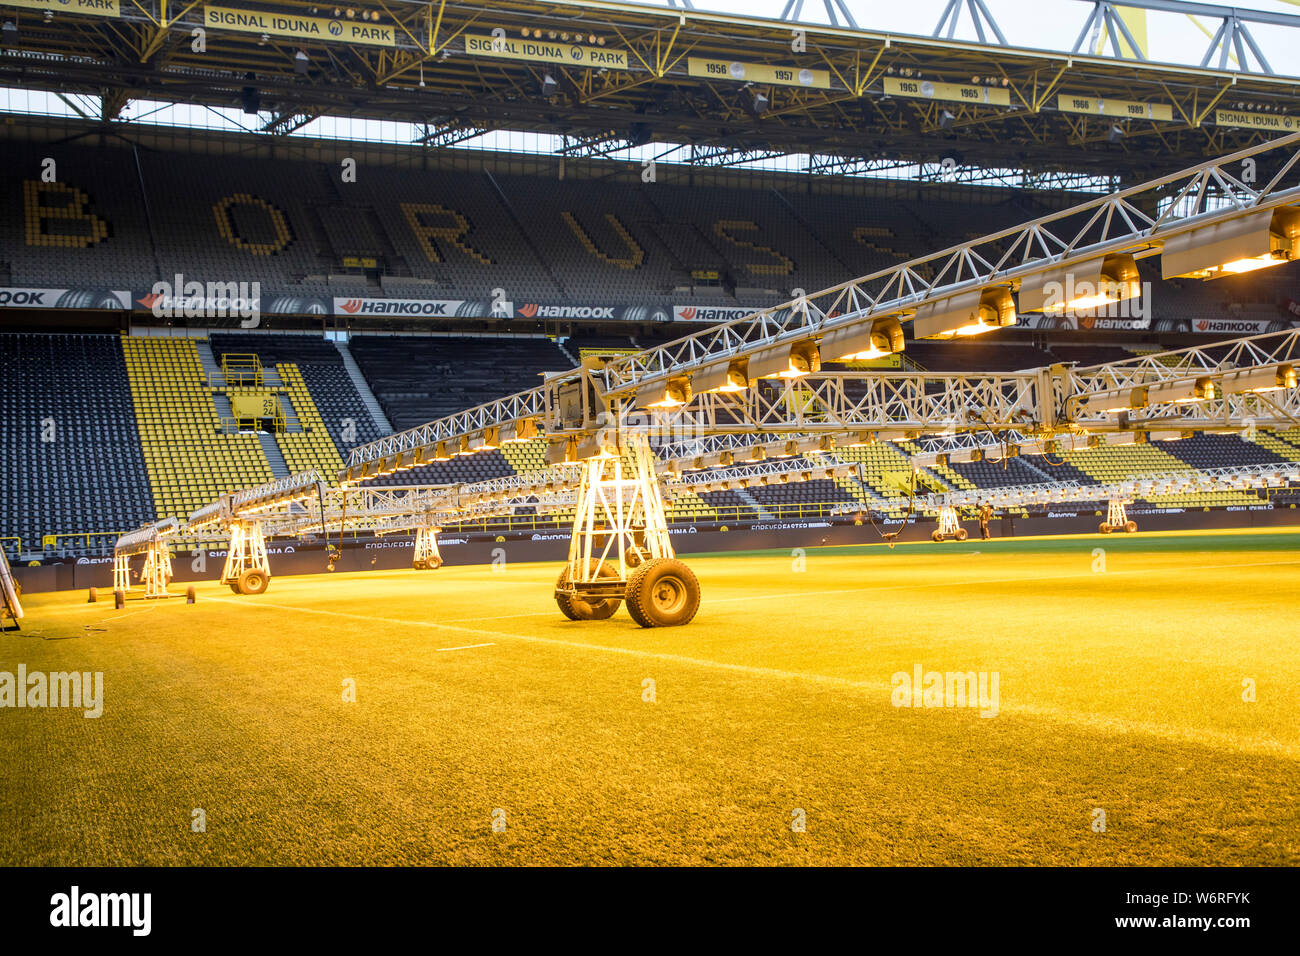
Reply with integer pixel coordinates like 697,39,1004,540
1124,520,1138,533
554,560,621,621
413,558,427,570
426,555,443,569
1099,522,1112,534
625,558,700,628
955,528,968,541
931,530,944,542
236,569,270,595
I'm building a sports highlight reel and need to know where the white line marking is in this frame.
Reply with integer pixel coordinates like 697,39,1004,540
436,642,496,652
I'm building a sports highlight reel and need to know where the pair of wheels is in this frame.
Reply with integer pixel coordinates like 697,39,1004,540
228,569,269,594
555,558,700,628
413,556,443,570
932,528,969,542
1099,521,1138,534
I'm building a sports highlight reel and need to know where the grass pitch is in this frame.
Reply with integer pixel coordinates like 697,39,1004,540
3,527,1299,866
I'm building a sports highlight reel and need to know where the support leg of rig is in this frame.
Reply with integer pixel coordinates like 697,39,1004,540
221,520,271,594
413,525,443,569
1104,498,1136,533
112,553,132,593
0,549,22,632
141,539,172,599
934,504,965,541
555,433,698,628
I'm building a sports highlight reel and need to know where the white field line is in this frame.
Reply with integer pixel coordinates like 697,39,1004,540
436,642,496,652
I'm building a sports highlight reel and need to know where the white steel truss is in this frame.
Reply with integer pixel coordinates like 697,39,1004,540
926,462,1300,509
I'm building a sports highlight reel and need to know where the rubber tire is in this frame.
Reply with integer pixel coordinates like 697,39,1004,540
113,589,125,610
931,530,944,543
229,581,241,594
1099,523,1112,534
237,569,270,595
186,586,196,605
426,555,443,569
625,558,700,628
1124,521,1138,533
87,587,98,604
955,528,968,541
413,558,427,570
555,561,621,621
625,548,645,569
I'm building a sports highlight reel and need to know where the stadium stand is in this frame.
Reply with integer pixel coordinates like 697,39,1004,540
347,335,572,429
4,138,1282,330
0,333,154,552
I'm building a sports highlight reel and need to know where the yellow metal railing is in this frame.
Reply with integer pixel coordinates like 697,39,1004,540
219,353,264,386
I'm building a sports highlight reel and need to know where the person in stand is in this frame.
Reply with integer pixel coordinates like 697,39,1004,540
978,504,993,540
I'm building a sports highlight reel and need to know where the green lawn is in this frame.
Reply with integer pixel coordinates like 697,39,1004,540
3,527,1299,865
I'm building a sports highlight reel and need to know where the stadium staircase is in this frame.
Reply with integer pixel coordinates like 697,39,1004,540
334,341,393,434
258,433,290,479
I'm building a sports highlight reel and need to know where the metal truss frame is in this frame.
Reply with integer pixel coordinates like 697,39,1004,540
927,462,1300,509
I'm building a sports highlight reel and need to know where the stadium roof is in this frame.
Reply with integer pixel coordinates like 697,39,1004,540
1,0,1297,178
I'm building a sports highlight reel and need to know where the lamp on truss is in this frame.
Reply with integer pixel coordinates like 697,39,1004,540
691,358,750,394
1019,254,1140,315
1162,208,1300,280
820,316,904,361
912,287,1016,339
748,340,820,380
1220,363,1297,394
634,377,693,409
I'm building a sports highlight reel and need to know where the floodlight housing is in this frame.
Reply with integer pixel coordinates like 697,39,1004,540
1162,207,1300,280
501,418,539,443
469,427,500,451
821,316,905,361
748,340,821,380
1076,385,1149,414
691,358,750,394
1221,363,1297,394
913,286,1016,339
1147,376,1216,405
797,435,834,456
1096,431,1146,446
1019,253,1141,314
634,377,692,409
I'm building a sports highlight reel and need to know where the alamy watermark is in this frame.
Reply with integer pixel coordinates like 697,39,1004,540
0,666,103,718
891,663,999,718
146,272,260,327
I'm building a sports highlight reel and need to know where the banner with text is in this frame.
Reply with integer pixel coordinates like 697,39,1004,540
1,0,118,16
1057,93,1173,122
687,58,831,90
464,34,628,70
334,297,467,318
203,6,395,47
0,287,130,310
883,77,1010,107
